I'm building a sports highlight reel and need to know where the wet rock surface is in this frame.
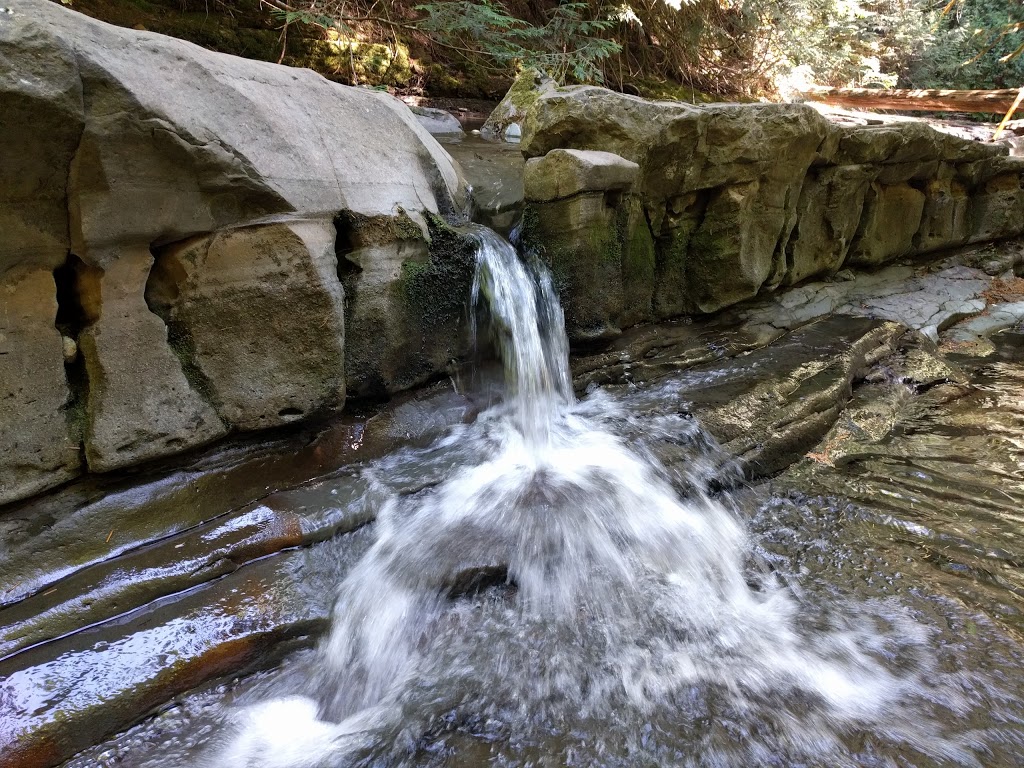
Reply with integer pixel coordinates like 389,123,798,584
38,243,1024,768
439,135,525,234
766,329,1024,645
0,551,336,768
7,240,1022,767
0,383,473,768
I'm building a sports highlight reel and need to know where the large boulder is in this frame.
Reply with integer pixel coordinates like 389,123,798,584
520,89,830,328
147,222,347,431
518,82,1024,337
408,105,464,135
0,0,469,504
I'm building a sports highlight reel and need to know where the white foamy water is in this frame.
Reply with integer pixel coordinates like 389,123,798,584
214,228,974,767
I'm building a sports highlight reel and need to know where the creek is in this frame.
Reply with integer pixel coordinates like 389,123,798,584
59,228,1024,767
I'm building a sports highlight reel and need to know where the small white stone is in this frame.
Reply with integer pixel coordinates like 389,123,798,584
61,335,78,364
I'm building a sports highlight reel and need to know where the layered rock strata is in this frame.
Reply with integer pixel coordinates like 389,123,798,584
520,86,1024,340
0,0,470,504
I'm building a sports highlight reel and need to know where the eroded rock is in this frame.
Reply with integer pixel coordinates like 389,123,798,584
481,67,556,139
524,149,639,202
148,221,346,430
517,82,1024,335
846,182,926,266
338,213,477,398
0,0,469,503
77,247,227,472
409,105,464,135
0,269,81,504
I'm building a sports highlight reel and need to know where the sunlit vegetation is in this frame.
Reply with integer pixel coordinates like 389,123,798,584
54,0,1023,98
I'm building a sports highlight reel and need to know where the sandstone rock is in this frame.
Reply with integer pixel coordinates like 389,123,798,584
0,551,332,768
739,261,992,343
521,85,687,162
0,268,81,505
524,149,639,202
522,83,1024,325
0,5,86,502
520,92,831,319
443,139,525,234
0,0,469,502
845,183,926,267
522,90,830,315
685,317,904,477
687,181,783,312
53,10,466,247
652,193,706,319
969,167,1024,243
875,160,939,185
525,187,655,340
77,247,227,471
409,105,464,135
147,221,346,430
831,122,941,166
784,164,877,285
525,194,622,340
481,68,556,138
0,9,82,274
338,213,477,398
915,171,971,253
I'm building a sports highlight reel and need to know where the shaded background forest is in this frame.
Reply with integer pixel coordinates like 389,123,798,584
54,0,1023,100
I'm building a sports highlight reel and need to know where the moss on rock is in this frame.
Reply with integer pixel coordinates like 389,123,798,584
481,67,556,136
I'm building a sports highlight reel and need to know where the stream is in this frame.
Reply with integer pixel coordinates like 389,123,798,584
56,229,1024,767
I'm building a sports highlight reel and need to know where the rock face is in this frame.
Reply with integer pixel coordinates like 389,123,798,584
146,222,347,432
0,0,470,505
336,211,478,399
522,150,649,339
409,105,464,135
520,85,1024,339
481,68,556,139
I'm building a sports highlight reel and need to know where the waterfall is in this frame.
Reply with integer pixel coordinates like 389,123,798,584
468,227,572,445
215,229,969,768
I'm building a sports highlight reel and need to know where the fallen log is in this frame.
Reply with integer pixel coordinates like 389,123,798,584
798,86,1024,114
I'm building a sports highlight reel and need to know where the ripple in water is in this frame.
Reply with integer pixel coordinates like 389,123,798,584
214,228,977,767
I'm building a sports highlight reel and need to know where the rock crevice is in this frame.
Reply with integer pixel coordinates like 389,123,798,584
0,0,469,505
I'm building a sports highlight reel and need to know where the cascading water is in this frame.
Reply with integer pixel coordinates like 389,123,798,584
216,228,976,768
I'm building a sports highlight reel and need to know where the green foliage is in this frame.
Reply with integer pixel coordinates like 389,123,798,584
725,0,1022,93
277,0,620,84
268,7,352,35
746,0,934,88
415,1,620,83
92,0,1020,98
906,0,1024,89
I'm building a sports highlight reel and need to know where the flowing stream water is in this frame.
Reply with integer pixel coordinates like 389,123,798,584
181,228,1002,768
57,228,1024,767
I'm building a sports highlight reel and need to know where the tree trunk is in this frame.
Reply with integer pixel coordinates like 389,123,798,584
797,86,1024,114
